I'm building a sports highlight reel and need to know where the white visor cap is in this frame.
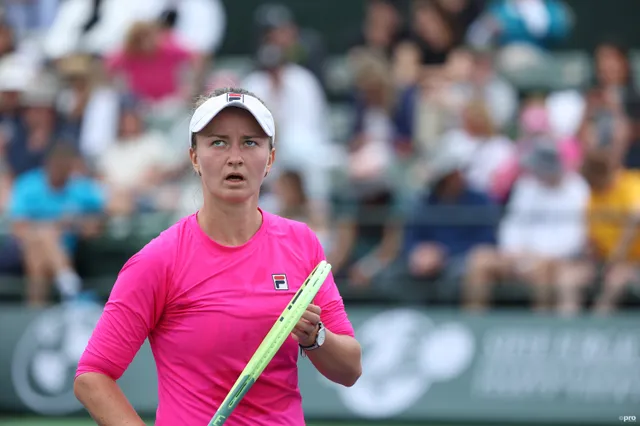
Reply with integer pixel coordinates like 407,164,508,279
189,92,276,144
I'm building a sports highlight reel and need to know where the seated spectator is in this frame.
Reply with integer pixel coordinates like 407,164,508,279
579,39,638,169
105,21,197,106
0,18,16,59
448,48,518,131
557,151,640,315
398,148,500,301
0,52,34,124
438,99,515,197
467,0,573,77
242,43,332,210
95,97,174,216
409,48,517,159
406,0,457,66
435,0,486,46
0,143,105,307
493,99,582,202
254,3,326,86
467,0,573,51
4,71,60,180
349,0,407,60
271,169,328,248
327,182,402,290
468,143,589,311
347,49,400,172
55,54,116,148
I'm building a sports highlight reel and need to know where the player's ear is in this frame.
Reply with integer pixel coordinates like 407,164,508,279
189,147,201,176
264,146,275,178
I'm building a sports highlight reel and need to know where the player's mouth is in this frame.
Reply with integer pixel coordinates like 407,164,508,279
224,172,246,183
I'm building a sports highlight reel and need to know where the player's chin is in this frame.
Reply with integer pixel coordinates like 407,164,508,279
216,187,256,203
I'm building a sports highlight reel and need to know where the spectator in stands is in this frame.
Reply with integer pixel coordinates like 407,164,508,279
579,39,639,168
407,66,456,158
328,183,402,290
96,96,174,216
435,0,486,46
1,0,58,39
407,0,457,66
467,0,573,51
493,97,582,202
0,52,34,123
4,71,60,180
578,88,631,170
350,0,407,60
243,43,332,211
0,18,16,59
272,169,328,248
55,54,121,163
452,48,518,131
347,49,400,174
44,0,225,62
473,142,590,311
557,151,640,315
56,54,102,145
467,0,573,77
254,3,326,87
437,99,514,197
2,143,105,306
105,21,199,106
408,48,517,161
399,148,500,302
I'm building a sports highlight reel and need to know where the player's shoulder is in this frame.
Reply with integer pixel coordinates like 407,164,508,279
127,214,193,269
264,210,318,243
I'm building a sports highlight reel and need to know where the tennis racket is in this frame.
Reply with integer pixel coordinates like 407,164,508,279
208,260,333,426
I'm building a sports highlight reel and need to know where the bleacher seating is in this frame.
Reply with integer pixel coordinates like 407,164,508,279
2,50,640,308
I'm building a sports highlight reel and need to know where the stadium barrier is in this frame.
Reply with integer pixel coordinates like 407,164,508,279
0,304,638,424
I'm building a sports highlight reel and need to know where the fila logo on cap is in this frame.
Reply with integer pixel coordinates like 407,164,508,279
227,93,244,102
272,274,288,291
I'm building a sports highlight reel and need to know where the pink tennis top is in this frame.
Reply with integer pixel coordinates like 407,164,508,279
76,210,355,425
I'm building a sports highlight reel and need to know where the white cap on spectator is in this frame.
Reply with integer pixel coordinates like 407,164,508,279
425,146,469,185
189,92,276,144
0,54,34,92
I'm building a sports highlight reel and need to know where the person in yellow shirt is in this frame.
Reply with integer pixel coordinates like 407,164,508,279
557,151,640,314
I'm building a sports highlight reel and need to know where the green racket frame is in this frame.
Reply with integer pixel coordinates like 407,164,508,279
208,260,332,426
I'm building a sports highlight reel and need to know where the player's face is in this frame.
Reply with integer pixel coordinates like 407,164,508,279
191,107,274,204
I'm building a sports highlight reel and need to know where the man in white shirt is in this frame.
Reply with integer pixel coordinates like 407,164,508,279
242,43,332,208
465,142,589,311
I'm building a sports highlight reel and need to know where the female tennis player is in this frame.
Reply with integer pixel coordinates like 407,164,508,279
74,87,362,426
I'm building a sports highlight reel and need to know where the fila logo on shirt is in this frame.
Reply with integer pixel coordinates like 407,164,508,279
272,274,288,291
227,93,244,102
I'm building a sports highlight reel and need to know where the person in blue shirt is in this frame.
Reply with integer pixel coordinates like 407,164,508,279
401,150,501,302
4,143,106,306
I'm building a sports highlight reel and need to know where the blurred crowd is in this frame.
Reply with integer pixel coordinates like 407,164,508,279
0,0,639,315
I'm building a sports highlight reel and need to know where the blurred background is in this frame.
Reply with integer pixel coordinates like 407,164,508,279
1,0,640,425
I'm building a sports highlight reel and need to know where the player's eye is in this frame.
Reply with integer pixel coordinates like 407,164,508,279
211,140,226,147
245,140,258,147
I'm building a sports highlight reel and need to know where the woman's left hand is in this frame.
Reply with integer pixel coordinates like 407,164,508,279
291,304,322,347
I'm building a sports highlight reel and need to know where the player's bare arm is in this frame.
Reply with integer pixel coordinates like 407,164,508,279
74,372,146,426
292,304,362,387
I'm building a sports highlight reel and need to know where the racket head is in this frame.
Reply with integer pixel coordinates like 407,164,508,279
208,261,331,425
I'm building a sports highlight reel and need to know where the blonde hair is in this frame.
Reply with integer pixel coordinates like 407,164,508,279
350,49,395,111
464,100,495,137
123,21,159,56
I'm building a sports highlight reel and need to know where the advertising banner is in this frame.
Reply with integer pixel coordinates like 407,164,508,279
0,304,638,424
